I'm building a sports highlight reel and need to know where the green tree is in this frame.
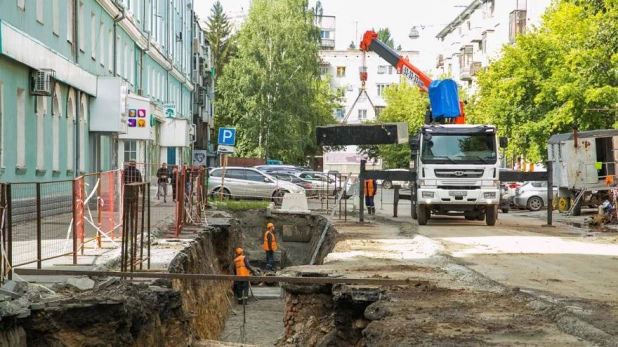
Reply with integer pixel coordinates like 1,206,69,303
375,27,395,49
358,79,429,168
348,41,356,50
206,1,235,83
216,0,338,164
470,0,618,162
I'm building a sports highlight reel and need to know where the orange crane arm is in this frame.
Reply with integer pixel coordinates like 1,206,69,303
360,31,432,92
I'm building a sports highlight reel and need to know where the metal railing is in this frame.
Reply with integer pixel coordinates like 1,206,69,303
120,183,151,272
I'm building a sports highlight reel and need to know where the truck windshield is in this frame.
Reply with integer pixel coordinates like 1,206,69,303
421,134,497,164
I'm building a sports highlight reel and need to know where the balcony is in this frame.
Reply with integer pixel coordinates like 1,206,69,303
436,54,444,68
470,62,483,76
321,38,335,49
460,66,472,81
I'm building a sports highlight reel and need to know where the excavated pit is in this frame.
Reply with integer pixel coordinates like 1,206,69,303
0,210,340,346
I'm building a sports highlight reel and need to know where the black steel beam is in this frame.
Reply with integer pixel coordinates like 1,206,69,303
317,124,405,146
500,171,548,182
364,170,416,182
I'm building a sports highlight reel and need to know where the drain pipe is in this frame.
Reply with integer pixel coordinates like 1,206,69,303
573,124,579,149
113,9,126,77
73,0,79,64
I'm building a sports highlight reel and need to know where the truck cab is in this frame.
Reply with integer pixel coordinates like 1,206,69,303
411,124,506,226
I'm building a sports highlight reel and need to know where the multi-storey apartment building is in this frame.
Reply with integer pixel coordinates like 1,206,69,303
317,15,336,51
0,0,210,182
434,0,551,91
320,48,420,174
192,19,216,167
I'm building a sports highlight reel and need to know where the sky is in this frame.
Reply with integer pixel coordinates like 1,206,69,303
193,0,472,71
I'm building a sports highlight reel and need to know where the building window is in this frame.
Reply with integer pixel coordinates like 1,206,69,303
129,47,134,83
116,36,121,75
79,95,87,172
99,22,105,67
52,86,61,171
145,0,151,33
36,96,46,170
320,66,329,75
483,0,495,19
358,109,367,120
17,0,25,10
459,45,473,69
335,108,345,120
124,141,137,162
67,90,75,171
91,13,96,59
124,43,128,78
388,66,394,75
320,30,330,39
509,10,527,43
52,0,59,34
67,0,74,43
375,106,385,118
377,65,387,74
16,89,25,168
37,0,44,23
0,81,3,168
336,66,346,77
108,30,113,72
377,84,389,97
78,2,84,51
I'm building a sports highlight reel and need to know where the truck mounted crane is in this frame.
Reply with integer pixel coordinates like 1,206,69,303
359,30,507,226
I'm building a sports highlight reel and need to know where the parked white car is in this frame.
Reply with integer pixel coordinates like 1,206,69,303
208,167,304,205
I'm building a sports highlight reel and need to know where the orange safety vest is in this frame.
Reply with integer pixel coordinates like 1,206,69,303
263,230,278,251
364,179,376,197
234,255,250,276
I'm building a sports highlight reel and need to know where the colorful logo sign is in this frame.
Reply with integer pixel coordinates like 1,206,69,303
137,119,146,128
128,119,137,127
137,109,146,118
128,109,137,118
163,104,176,118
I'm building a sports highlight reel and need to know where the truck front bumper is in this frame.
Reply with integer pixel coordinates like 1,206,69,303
417,188,500,206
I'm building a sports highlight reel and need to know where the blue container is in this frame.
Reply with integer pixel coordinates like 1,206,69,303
428,79,461,118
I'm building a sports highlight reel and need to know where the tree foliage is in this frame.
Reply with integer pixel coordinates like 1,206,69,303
358,79,429,168
375,27,396,49
469,0,618,162
215,0,339,164
348,41,356,50
205,1,235,84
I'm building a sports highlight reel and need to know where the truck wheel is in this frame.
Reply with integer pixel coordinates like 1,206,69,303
557,197,570,213
418,205,428,226
486,206,497,226
411,202,418,220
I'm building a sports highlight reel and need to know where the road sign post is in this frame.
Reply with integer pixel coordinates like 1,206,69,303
217,127,236,202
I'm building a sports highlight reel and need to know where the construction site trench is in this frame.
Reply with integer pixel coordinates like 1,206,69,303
3,206,618,346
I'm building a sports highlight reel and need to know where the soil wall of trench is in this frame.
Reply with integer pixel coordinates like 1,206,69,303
0,221,242,346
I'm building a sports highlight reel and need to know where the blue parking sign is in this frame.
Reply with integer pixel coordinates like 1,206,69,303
218,127,236,146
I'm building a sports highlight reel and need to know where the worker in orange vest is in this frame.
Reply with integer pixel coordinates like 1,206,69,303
263,222,278,271
234,248,257,305
364,178,377,215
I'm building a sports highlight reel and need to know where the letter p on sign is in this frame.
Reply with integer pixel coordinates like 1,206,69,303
218,127,236,146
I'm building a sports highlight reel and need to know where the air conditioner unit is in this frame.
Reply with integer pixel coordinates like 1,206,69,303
196,88,206,105
30,69,55,96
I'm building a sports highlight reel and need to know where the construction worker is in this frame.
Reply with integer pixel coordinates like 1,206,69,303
365,178,377,215
263,222,278,271
234,248,257,305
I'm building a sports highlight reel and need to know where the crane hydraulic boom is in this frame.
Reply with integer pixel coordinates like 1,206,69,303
359,30,465,123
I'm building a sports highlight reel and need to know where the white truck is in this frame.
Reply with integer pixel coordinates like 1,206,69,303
410,124,508,226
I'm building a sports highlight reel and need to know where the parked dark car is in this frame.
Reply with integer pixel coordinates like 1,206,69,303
270,172,318,196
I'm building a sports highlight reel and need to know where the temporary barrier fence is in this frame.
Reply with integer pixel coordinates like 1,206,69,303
121,183,151,272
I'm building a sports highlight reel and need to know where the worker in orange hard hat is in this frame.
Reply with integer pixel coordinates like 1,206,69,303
233,248,257,305
263,222,278,271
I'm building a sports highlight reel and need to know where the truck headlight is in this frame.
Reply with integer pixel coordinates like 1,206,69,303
484,192,496,199
422,192,434,198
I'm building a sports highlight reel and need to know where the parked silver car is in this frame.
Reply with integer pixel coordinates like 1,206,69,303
513,182,558,211
378,169,411,189
208,167,304,204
